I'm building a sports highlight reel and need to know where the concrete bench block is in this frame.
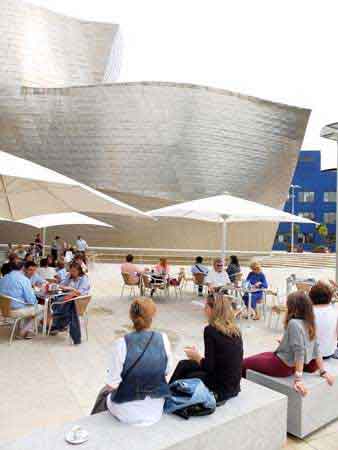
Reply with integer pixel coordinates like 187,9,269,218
1,380,287,450
247,359,338,438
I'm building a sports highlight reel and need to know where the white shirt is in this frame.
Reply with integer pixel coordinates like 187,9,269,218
37,267,57,280
106,333,172,426
205,269,230,287
64,251,73,263
76,239,88,252
314,305,338,357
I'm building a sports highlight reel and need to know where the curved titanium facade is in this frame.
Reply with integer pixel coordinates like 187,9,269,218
0,0,311,250
0,0,122,87
0,82,310,250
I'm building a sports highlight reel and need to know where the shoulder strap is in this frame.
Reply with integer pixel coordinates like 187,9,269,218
123,332,154,379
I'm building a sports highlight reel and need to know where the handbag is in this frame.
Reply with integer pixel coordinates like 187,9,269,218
90,332,154,415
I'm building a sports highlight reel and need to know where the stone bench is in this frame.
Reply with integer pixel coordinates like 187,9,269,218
0,380,287,450
247,359,338,438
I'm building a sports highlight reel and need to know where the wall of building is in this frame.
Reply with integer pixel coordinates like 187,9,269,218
0,0,121,87
273,150,337,252
0,0,311,252
0,82,310,250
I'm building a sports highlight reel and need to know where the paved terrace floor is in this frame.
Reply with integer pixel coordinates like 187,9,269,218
1,263,338,450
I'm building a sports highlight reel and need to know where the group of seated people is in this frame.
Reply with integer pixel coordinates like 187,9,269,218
191,256,268,318
94,279,338,425
121,253,268,319
0,248,90,343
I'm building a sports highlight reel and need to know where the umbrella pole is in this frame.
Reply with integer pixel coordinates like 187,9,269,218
221,218,227,263
42,228,46,257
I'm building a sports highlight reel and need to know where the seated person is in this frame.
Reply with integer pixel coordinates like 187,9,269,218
1,253,20,276
154,258,170,276
24,253,34,263
242,292,334,396
50,263,90,344
191,256,209,296
47,254,56,268
92,297,172,425
309,282,338,358
0,261,43,339
55,260,68,284
38,257,57,280
205,258,230,293
226,255,241,283
170,294,243,403
23,261,44,288
60,262,90,296
74,253,88,274
243,261,268,320
121,254,143,285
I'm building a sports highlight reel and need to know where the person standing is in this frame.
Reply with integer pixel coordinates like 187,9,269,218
34,233,43,256
76,235,88,253
51,236,61,262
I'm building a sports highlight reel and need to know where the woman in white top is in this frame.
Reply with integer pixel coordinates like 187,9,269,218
97,297,172,426
309,282,338,358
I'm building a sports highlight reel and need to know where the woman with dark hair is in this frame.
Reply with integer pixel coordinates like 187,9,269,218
170,294,243,403
309,282,338,358
242,292,334,396
92,297,172,425
226,255,241,283
49,263,90,343
60,262,90,296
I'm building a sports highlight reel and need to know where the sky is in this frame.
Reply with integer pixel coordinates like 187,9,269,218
29,0,338,169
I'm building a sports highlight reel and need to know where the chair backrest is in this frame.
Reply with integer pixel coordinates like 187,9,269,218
193,272,206,285
75,296,91,316
122,272,136,285
0,295,12,317
141,273,152,288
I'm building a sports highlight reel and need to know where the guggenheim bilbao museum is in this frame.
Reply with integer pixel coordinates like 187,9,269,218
0,0,311,251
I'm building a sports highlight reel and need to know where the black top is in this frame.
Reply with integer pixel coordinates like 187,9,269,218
226,263,241,282
200,325,243,399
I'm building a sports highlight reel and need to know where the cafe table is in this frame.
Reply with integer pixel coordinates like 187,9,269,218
35,287,64,336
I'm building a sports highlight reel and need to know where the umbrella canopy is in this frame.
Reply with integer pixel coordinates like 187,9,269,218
148,194,316,257
0,150,149,220
18,212,113,229
148,194,317,224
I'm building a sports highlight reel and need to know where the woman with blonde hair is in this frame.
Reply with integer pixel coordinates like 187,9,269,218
92,297,173,425
170,294,243,403
243,260,268,320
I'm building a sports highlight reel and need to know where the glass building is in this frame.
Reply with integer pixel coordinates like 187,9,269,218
273,151,337,252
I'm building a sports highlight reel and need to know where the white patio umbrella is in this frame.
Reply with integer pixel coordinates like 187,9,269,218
18,212,114,229
0,150,149,220
18,212,114,255
148,194,317,258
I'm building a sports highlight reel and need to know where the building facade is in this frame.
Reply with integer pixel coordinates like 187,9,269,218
273,151,337,252
0,0,311,251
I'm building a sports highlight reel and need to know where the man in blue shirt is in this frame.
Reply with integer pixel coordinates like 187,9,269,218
0,261,43,339
24,261,44,287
